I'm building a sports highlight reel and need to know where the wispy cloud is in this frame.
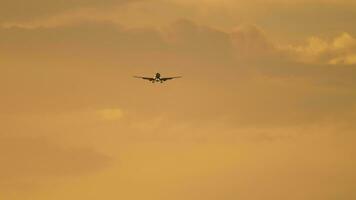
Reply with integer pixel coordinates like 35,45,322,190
284,32,356,65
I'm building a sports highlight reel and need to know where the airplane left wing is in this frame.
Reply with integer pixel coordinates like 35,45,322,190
133,76,154,81
160,76,182,81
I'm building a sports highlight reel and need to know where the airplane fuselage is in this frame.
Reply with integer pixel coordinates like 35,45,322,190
153,73,162,83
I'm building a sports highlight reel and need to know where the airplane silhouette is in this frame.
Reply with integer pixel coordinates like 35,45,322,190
134,73,182,83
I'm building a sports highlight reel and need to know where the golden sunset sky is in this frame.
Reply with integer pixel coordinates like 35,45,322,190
1,0,356,199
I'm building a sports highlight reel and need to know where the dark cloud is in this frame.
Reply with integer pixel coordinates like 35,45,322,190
0,0,136,22
0,21,167,55
231,24,275,56
167,19,234,61
0,136,110,190
0,19,234,62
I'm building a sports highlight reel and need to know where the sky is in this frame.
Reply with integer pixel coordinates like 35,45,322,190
0,0,356,199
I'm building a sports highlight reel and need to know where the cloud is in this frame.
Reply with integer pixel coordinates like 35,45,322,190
284,32,356,65
230,24,276,61
3,18,355,67
165,19,234,61
329,54,356,65
0,20,355,128
0,136,110,190
2,0,356,39
0,0,136,22
1,9,117,29
0,21,167,57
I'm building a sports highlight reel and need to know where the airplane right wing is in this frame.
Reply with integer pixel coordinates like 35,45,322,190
133,76,154,81
160,76,182,81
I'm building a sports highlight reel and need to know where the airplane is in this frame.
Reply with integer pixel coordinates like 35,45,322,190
133,73,182,83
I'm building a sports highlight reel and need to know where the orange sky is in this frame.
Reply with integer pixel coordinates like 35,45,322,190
1,0,356,199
